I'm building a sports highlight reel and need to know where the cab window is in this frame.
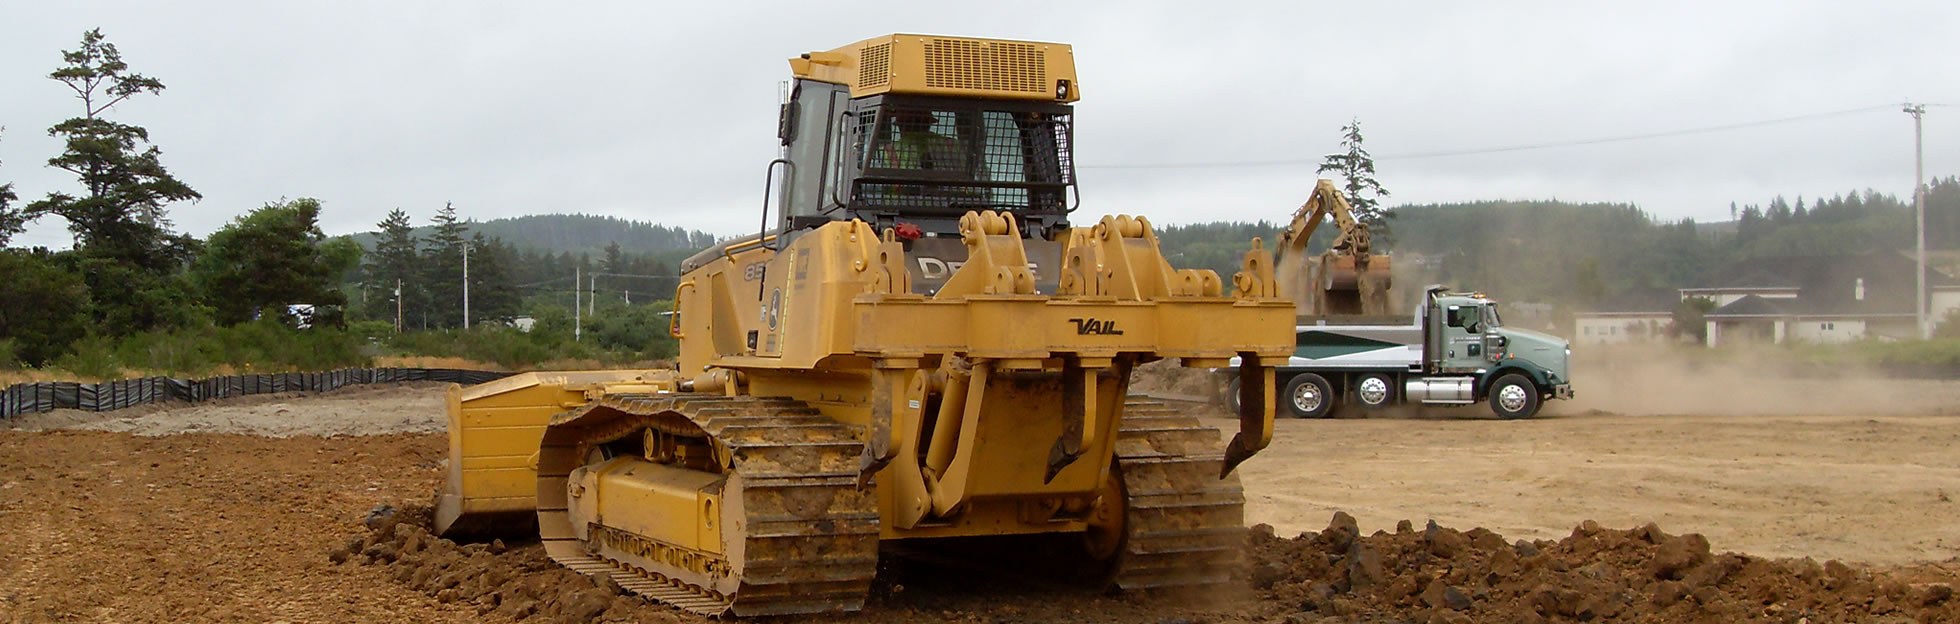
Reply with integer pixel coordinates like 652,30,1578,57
1446,305,1474,330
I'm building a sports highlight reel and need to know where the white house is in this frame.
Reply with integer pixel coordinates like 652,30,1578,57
1574,252,1960,347
1696,252,1960,347
1573,288,1679,345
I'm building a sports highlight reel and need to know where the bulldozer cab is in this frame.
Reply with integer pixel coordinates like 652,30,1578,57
778,85,1075,240
772,35,1080,243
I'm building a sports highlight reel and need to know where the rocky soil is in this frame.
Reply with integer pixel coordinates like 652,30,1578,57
1250,513,1958,623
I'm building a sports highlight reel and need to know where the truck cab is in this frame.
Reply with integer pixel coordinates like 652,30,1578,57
1420,289,1574,417
1220,286,1573,419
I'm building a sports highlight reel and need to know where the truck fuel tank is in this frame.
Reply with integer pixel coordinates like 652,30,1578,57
1406,376,1476,403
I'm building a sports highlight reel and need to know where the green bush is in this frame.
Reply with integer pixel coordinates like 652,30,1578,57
1846,338,1960,367
586,301,677,360
201,320,367,371
54,336,124,379
383,325,580,369
35,320,369,378
0,250,91,366
348,320,396,343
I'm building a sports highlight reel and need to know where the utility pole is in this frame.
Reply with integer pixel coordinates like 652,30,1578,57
462,242,472,330
1906,102,1928,339
574,265,582,342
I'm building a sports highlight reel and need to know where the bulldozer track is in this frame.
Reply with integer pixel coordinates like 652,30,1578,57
535,394,880,616
1111,397,1247,590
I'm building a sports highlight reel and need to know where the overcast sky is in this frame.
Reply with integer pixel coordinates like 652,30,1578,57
2,1,1955,248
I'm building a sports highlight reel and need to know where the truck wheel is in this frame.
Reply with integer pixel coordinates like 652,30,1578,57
1282,373,1335,419
1354,373,1396,409
1488,374,1540,419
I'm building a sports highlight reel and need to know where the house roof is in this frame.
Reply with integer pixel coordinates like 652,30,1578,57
1707,294,1788,317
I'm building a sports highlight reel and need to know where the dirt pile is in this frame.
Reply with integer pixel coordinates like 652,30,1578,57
333,504,686,623
1249,513,1959,624
1129,359,1221,399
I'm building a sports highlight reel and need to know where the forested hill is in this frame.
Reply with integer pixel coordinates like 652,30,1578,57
1155,176,1960,308
345,214,719,257
334,179,1959,310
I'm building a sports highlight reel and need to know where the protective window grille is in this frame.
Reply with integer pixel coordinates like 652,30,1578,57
924,39,1046,94
854,106,1072,214
859,43,892,89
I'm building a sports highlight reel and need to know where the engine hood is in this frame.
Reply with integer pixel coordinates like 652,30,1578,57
1496,326,1570,383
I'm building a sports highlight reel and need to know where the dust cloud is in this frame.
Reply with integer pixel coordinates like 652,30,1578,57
1553,344,1960,418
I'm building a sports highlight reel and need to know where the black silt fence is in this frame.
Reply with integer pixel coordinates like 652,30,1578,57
0,368,512,420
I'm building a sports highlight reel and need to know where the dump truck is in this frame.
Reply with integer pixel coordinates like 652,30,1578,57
430,34,1297,616
1220,285,1573,419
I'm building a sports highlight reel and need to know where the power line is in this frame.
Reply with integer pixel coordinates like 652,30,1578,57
1078,104,1900,170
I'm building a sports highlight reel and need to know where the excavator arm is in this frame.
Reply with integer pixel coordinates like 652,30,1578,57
1273,179,1392,317
1277,179,1374,268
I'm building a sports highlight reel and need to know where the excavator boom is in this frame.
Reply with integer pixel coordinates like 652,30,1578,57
1275,179,1393,317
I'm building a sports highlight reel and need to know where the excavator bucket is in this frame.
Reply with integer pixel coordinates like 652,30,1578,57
1309,252,1394,316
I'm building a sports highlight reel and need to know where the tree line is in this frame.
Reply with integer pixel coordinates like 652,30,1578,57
0,30,686,372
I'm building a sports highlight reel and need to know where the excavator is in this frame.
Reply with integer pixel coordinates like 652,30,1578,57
430,34,1296,616
1275,179,1394,317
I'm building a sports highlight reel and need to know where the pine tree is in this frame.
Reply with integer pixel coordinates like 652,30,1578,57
1737,205,1766,246
26,29,198,270
1316,118,1393,241
26,29,203,333
1767,196,1791,223
467,234,522,323
422,202,469,328
604,241,623,274
363,209,423,330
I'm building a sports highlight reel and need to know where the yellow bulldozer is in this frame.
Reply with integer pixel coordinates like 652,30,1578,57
1275,179,1394,317
431,34,1296,616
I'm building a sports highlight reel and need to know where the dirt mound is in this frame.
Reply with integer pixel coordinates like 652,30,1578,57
1129,359,1221,399
1248,513,1959,623
333,504,687,623
6,382,450,437
337,503,1261,623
